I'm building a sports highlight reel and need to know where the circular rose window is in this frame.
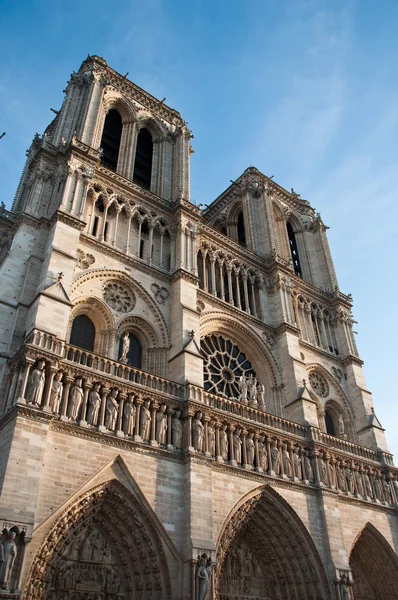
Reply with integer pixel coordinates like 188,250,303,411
201,335,256,399
309,371,329,398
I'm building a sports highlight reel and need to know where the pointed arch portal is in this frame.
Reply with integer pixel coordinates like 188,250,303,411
349,523,398,600
216,486,331,600
26,480,172,600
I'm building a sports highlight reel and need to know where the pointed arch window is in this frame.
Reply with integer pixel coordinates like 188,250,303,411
100,109,123,172
287,222,302,277
70,315,95,352
325,411,335,436
133,128,153,189
237,211,246,246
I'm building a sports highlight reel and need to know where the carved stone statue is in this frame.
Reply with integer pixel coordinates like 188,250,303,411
246,433,255,466
381,474,392,504
220,424,228,460
258,436,268,471
171,410,182,449
123,394,136,436
354,466,363,496
345,463,355,494
336,460,346,491
140,400,151,440
338,413,345,436
303,450,314,483
238,374,248,403
69,378,84,421
105,389,118,431
257,384,266,409
293,446,301,479
28,360,46,405
0,531,17,590
339,572,351,600
207,420,215,456
87,383,101,426
192,411,204,451
119,332,130,364
363,470,373,498
271,440,280,474
156,404,167,445
319,456,328,485
233,428,242,463
282,444,292,477
196,553,212,600
49,371,63,414
248,376,257,403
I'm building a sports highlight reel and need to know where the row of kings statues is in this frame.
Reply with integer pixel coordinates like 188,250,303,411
22,360,398,508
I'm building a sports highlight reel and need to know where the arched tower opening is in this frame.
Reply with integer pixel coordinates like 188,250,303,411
100,109,123,172
133,127,153,189
287,221,302,278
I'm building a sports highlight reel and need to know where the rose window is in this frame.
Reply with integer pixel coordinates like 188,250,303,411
201,335,256,398
309,371,329,398
103,281,135,313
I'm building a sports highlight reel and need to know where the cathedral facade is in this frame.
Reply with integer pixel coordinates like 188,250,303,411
0,55,397,600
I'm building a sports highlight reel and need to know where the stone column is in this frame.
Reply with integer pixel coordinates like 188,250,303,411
227,266,234,306
150,401,158,446
210,257,216,296
215,422,221,460
166,408,173,450
229,425,236,466
116,393,126,438
266,436,273,475
234,269,241,309
204,416,210,455
42,367,56,413
185,410,194,449
60,376,73,421
98,387,109,431
14,535,29,593
17,361,33,403
79,381,91,426
134,397,143,441
254,434,261,472
242,430,248,468
312,450,321,486
243,275,250,314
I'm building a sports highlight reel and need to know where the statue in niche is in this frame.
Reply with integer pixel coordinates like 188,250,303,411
207,420,215,456
339,572,351,600
293,446,302,479
0,531,17,590
338,413,345,436
248,375,257,403
196,553,212,600
354,465,363,496
69,378,84,421
50,371,63,414
258,436,268,471
381,474,393,504
220,424,228,460
345,463,355,494
336,460,346,491
329,459,336,487
140,400,151,440
192,411,204,451
257,383,266,409
105,567,120,593
271,439,281,474
119,332,130,364
233,428,242,463
171,410,182,449
87,383,101,426
319,456,328,485
123,394,136,436
238,374,248,403
282,444,292,477
303,450,314,483
372,471,382,501
105,389,118,431
246,433,255,466
156,404,167,445
28,360,46,405
363,469,373,498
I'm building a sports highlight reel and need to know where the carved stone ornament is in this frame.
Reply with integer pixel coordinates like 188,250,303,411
308,371,329,398
103,280,135,313
150,282,169,304
76,248,95,269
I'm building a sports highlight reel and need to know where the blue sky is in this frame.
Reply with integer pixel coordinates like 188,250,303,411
1,0,398,456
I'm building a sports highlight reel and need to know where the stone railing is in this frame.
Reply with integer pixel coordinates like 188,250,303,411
314,429,392,465
187,384,308,440
64,344,184,399
25,329,65,357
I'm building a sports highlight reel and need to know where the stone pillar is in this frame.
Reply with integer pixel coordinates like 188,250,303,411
98,387,109,431
134,397,143,441
150,401,158,446
79,381,91,426
242,430,248,468
60,376,73,420
266,436,273,475
116,393,126,438
215,422,221,460
42,368,56,413
17,361,33,403
229,425,236,466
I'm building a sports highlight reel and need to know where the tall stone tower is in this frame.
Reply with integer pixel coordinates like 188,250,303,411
0,56,396,600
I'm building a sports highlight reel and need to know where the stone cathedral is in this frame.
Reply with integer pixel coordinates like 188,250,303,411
0,55,397,600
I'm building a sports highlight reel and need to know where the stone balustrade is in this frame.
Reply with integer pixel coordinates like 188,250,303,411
25,328,66,357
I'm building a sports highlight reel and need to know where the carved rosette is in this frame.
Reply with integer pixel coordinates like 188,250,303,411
309,372,329,398
103,280,135,313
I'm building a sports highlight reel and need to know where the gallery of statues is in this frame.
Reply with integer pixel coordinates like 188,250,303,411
0,55,396,599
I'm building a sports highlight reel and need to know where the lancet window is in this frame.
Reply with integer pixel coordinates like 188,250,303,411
197,248,260,318
294,295,339,355
287,222,302,278
70,315,96,352
133,128,153,190
99,109,123,172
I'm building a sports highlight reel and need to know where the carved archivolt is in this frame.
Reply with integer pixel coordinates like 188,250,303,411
216,485,331,600
349,522,398,600
25,480,172,600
